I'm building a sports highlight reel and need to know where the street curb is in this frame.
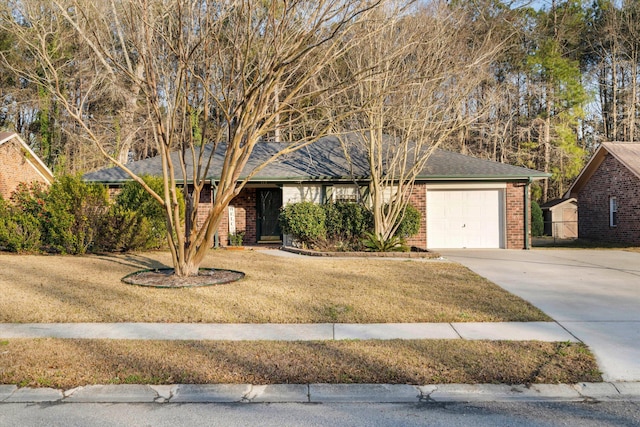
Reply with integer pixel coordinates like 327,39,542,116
1,382,639,404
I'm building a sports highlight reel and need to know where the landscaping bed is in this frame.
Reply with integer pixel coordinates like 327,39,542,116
281,246,439,258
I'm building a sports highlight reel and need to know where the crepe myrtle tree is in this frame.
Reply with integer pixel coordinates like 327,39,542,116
330,0,503,242
0,0,386,277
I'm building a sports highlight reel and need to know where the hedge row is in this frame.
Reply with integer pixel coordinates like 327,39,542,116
278,201,421,251
0,175,171,254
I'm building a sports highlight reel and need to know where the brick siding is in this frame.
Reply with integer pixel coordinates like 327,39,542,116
0,140,51,199
215,187,258,246
577,153,640,245
205,182,530,249
406,183,427,249
505,182,528,249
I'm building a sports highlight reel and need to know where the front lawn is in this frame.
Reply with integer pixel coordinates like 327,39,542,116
0,250,549,323
0,250,602,388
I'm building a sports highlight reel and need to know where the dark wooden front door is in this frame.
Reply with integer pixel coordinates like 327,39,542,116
257,189,282,242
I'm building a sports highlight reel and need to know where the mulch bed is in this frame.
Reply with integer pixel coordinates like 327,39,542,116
282,246,441,258
122,268,245,288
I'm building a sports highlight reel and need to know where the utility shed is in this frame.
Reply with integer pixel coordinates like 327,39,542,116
540,198,578,239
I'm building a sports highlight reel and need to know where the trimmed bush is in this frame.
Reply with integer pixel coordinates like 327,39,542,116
279,202,326,246
394,203,421,238
324,202,372,240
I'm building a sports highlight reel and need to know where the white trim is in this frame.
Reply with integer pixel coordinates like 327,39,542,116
609,196,618,228
0,132,54,184
425,182,507,190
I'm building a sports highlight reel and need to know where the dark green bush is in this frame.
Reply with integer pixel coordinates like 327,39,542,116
3,183,47,253
0,196,41,252
279,201,326,246
44,175,110,254
531,200,544,237
324,202,372,240
394,203,421,238
94,206,157,252
107,175,177,250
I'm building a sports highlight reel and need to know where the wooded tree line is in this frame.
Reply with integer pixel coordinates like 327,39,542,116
2,1,636,204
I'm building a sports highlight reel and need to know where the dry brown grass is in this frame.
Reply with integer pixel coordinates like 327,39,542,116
0,339,600,388
0,250,548,323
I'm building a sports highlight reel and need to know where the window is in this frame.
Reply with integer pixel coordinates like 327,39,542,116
333,185,359,203
610,196,618,227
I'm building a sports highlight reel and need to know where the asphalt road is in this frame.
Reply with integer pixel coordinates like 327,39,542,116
439,249,640,381
1,401,639,427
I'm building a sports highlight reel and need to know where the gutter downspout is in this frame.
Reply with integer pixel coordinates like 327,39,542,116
212,184,219,248
524,178,532,250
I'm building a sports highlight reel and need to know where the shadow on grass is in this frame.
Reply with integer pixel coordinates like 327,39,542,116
3,338,602,389
91,253,170,270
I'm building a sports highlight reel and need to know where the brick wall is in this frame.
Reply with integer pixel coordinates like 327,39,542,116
203,182,530,249
578,153,640,245
215,187,258,246
0,140,51,199
506,182,527,249
406,183,427,249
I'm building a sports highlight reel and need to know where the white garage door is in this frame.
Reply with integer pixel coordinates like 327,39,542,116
427,189,504,249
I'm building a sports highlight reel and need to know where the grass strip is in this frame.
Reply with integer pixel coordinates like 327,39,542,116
0,339,601,388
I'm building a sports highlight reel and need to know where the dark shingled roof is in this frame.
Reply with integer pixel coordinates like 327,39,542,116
84,135,549,183
540,198,577,209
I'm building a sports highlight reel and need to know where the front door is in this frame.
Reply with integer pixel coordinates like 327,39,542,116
257,189,282,242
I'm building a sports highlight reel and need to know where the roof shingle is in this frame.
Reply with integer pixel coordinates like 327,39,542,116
83,136,548,183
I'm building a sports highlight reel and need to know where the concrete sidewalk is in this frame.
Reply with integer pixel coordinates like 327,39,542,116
2,382,640,404
0,321,578,342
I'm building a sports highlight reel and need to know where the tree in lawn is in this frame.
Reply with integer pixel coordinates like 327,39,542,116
0,0,384,277
329,1,502,245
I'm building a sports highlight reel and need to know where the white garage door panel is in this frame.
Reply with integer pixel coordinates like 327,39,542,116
427,190,503,249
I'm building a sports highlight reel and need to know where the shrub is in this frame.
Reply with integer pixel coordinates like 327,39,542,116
394,203,421,238
10,182,48,220
44,175,110,254
324,202,372,240
531,200,544,237
0,196,41,252
0,211,42,253
362,232,409,252
107,175,177,250
279,202,326,246
94,206,157,252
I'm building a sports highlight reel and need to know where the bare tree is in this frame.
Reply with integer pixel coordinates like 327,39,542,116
331,1,501,242
0,0,383,277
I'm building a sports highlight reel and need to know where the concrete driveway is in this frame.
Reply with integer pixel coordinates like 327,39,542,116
439,249,640,382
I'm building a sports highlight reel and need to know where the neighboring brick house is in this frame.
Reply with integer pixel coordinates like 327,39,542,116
0,132,54,200
84,136,548,249
566,142,640,245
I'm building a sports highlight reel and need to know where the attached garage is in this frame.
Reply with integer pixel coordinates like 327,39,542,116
427,186,505,249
